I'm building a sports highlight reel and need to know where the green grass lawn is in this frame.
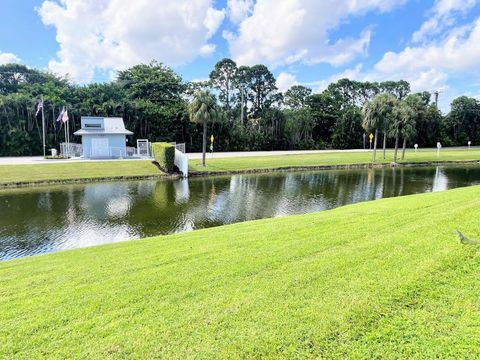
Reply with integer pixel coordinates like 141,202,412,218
189,148,480,172
2,185,480,358
0,160,162,185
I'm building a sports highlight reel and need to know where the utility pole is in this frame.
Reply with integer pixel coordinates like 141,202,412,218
434,91,439,108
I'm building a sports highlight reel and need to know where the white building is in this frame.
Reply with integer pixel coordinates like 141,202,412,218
74,117,133,159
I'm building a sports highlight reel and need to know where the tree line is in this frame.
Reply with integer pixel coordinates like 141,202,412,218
0,59,478,157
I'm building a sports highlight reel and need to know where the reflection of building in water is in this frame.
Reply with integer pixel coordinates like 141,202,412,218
173,179,190,204
136,181,156,197
432,167,448,192
107,197,131,217
82,182,132,219
37,191,52,211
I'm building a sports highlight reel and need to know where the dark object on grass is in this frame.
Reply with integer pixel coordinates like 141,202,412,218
454,230,479,245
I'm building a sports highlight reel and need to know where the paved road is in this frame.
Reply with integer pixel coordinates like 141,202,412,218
186,149,369,159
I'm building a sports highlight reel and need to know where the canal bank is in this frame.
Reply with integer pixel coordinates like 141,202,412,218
2,148,480,188
0,160,166,188
189,159,480,176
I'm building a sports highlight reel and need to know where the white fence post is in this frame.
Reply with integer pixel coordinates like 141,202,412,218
174,149,189,177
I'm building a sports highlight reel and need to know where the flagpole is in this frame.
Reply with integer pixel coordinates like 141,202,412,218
66,106,70,157
41,95,46,158
64,107,67,157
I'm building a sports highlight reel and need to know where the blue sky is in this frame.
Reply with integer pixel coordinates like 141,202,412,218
1,0,480,111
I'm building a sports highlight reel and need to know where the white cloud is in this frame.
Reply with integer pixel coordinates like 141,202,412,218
350,0,479,112
376,19,480,74
412,0,478,43
276,72,298,92
204,7,226,38
200,44,217,56
371,16,480,112
225,0,406,67
434,0,477,17
0,51,21,65
311,30,372,67
310,14,480,111
304,64,364,92
305,63,452,111
227,0,254,24
38,0,225,82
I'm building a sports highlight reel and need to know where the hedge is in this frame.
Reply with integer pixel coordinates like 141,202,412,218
152,142,175,172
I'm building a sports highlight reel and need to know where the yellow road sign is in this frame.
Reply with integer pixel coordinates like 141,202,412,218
210,135,214,143
369,133,373,142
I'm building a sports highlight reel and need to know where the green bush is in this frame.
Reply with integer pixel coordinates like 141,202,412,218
152,142,175,172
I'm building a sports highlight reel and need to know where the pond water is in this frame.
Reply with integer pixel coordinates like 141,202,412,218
1,165,480,260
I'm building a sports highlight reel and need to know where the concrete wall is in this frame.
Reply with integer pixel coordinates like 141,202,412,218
81,134,127,158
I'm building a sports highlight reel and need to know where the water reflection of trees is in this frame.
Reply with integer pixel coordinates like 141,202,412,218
2,187,74,257
0,184,139,259
2,165,480,259
441,166,480,189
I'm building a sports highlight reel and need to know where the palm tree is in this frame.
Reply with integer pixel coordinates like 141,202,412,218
400,107,417,160
362,93,397,163
400,95,421,160
390,101,413,162
189,90,218,167
362,100,380,163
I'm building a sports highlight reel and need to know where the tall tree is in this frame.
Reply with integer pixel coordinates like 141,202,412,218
241,65,278,117
327,79,381,108
379,80,410,100
446,96,480,145
189,90,218,166
400,109,417,160
399,95,421,159
362,93,397,163
391,101,414,162
306,92,338,144
117,61,186,140
209,58,238,112
235,66,251,126
284,85,312,109
332,107,364,149
284,108,315,149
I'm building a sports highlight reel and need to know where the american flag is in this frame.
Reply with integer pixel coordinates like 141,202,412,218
62,109,69,123
35,101,43,116
56,108,65,122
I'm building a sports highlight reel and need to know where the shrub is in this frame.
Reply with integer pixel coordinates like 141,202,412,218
152,142,175,172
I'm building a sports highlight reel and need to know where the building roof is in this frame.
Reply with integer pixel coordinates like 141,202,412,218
74,117,133,136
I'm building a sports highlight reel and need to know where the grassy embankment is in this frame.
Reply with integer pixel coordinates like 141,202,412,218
189,148,480,172
0,160,162,186
2,185,480,358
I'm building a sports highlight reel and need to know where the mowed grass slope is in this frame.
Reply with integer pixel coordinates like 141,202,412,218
2,186,480,358
0,160,162,185
189,148,480,172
